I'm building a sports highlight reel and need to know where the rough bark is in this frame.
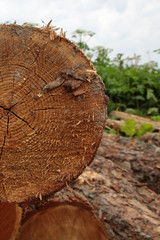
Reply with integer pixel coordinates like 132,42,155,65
67,132,160,240
110,111,160,131
0,202,22,240
0,24,107,203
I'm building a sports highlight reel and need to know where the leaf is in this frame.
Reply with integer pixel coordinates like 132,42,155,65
125,108,136,114
136,84,145,94
132,95,145,101
147,107,159,115
120,119,137,137
146,88,158,102
150,115,160,121
136,123,154,137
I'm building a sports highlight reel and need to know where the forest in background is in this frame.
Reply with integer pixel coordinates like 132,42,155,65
72,29,160,120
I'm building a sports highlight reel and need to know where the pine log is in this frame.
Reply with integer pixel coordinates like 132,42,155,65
106,119,125,131
0,24,107,203
0,202,22,240
110,111,160,130
106,118,145,132
17,192,108,240
69,132,160,240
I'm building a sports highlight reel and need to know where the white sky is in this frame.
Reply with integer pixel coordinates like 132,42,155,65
0,0,160,65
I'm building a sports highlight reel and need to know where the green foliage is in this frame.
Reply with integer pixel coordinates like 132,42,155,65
120,119,153,138
25,23,39,27
146,88,158,103
72,29,160,117
147,107,159,115
150,115,160,121
124,108,146,117
97,63,160,115
104,126,119,135
120,119,137,137
71,29,95,56
136,123,154,137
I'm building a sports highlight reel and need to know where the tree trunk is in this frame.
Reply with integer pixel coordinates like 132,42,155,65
0,23,107,203
110,111,160,130
0,202,22,240
70,132,160,240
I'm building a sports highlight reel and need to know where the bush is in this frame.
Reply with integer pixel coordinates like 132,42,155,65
72,29,160,117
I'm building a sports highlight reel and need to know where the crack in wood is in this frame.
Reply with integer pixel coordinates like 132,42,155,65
0,105,9,110
30,45,40,65
0,112,11,160
2,182,7,200
10,110,35,130
0,135,6,161
0,104,16,111
0,105,35,131
0,102,35,160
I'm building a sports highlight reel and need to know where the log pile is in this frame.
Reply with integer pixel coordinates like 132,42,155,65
0,199,108,240
1,23,159,240
0,202,22,240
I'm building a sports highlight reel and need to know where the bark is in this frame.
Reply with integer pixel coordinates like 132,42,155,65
0,202,22,240
110,111,160,131
0,24,107,203
2,132,160,240
68,132,160,240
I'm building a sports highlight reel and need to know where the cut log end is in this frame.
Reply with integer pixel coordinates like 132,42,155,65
17,204,108,240
0,202,22,240
0,24,107,203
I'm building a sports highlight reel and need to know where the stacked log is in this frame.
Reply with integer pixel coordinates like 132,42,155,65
0,23,108,240
0,202,22,240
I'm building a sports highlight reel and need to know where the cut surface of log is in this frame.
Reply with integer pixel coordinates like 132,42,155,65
0,24,107,203
17,203,108,240
0,202,22,240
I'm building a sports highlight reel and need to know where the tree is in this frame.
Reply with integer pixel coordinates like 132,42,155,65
72,29,95,53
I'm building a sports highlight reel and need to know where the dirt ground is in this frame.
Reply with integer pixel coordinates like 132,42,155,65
69,132,160,240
